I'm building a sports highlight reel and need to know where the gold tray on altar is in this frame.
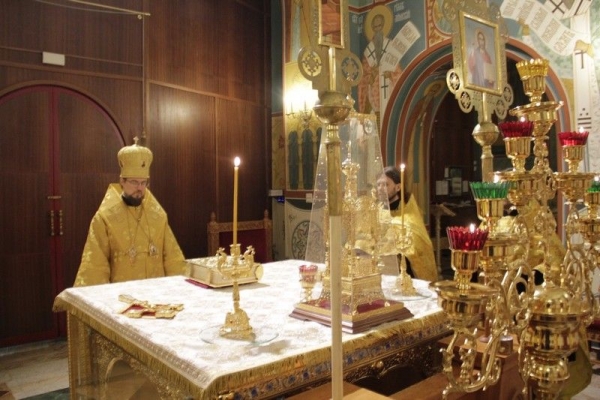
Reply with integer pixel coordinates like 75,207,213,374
186,257,263,288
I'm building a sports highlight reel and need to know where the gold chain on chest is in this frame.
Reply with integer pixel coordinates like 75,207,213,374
125,204,158,262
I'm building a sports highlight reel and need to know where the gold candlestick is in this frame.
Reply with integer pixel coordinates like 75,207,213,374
393,223,417,296
217,244,255,340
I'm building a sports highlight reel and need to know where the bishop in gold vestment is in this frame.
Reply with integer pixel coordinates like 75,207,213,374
74,184,187,286
74,142,187,286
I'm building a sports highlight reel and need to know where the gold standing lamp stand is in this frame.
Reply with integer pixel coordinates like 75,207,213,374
505,59,597,400
441,2,598,397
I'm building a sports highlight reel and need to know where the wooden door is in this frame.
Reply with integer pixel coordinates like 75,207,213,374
0,86,123,346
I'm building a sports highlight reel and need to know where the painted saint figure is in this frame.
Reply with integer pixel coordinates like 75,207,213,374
467,29,495,89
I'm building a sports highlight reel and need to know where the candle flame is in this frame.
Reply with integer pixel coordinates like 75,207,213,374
493,174,500,183
579,126,584,133
400,163,405,171
234,157,241,167
469,223,475,233
519,116,526,122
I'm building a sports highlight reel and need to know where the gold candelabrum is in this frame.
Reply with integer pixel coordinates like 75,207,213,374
216,243,256,340
499,59,598,399
509,59,562,274
434,57,599,400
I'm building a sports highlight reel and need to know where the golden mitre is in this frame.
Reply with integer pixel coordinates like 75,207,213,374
118,141,153,178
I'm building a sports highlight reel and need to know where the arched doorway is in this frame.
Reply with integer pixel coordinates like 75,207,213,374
381,42,570,228
0,84,124,346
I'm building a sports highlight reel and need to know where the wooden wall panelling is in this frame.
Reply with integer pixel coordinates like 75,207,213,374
216,1,268,104
146,0,271,258
147,0,220,93
0,0,66,59
215,97,270,224
147,83,217,259
0,0,143,77
65,2,143,66
148,0,269,102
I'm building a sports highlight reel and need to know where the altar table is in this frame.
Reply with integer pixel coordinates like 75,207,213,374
54,259,449,399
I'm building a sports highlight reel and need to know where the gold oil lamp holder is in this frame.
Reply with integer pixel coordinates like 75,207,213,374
504,136,532,173
495,170,542,209
216,243,255,340
430,227,508,399
554,172,595,207
563,145,585,173
498,120,534,174
554,131,595,240
582,188,600,245
510,59,562,207
581,204,600,279
470,182,532,348
584,189,600,220
520,284,582,399
554,132,593,199
471,183,507,236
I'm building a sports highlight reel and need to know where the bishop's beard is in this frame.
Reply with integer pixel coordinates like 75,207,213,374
122,193,144,207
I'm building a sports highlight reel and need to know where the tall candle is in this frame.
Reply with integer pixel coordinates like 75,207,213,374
400,164,405,225
233,157,240,245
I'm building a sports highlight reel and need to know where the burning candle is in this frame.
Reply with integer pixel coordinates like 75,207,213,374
400,163,405,225
233,157,240,245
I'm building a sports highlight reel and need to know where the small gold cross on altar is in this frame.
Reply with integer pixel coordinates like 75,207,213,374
117,294,184,319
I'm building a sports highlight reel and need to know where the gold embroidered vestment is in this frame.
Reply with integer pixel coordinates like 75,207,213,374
390,194,438,281
74,183,186,286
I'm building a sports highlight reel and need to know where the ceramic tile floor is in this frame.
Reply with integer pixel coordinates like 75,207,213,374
0,338,599,399
0,339,68,399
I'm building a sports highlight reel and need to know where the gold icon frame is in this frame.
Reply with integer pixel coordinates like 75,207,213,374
459,11,503,96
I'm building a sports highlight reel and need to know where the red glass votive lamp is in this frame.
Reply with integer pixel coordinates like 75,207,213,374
558,130,589,172
498,121,534,139
446,225,488,290
558,130,589,146
499,121,533,172
447,225,488,251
